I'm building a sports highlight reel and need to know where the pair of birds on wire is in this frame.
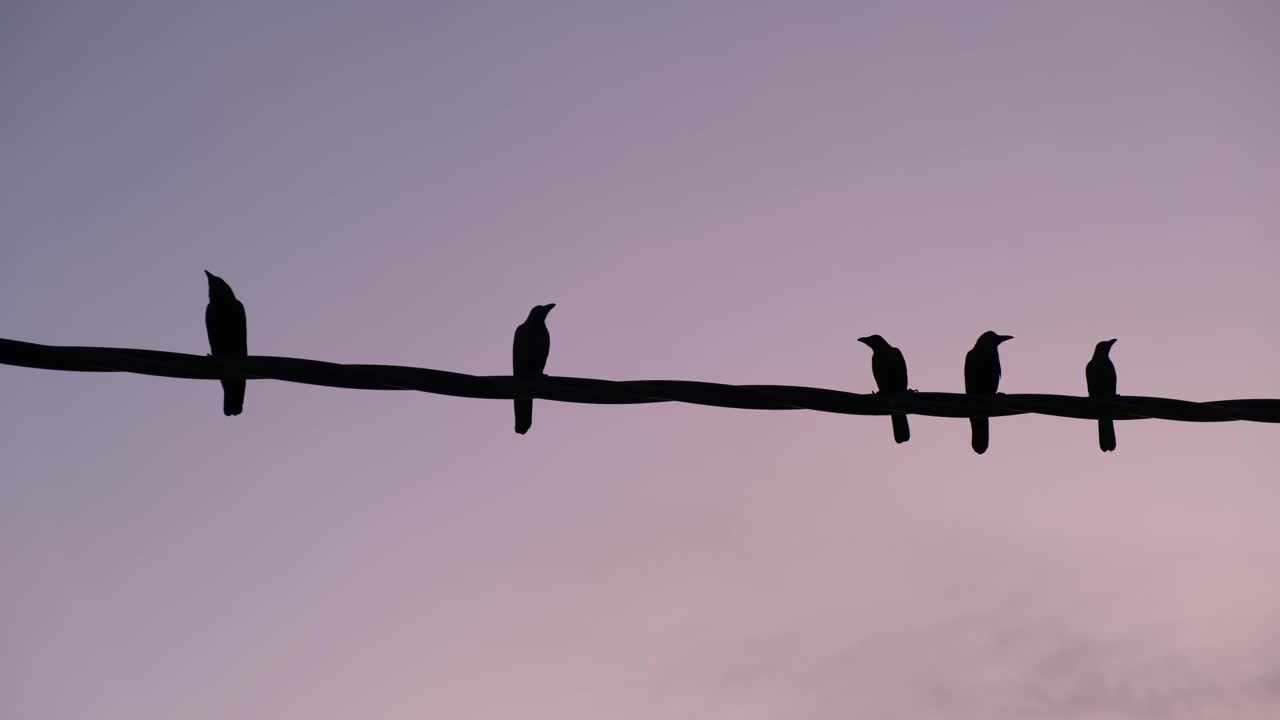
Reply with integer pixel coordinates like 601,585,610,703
203,272,1119,452
202,271,557,432
857,332,1120,453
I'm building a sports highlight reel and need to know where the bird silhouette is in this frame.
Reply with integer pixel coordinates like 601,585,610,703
857,334,910,444
512,303,555,434
1086,338,1118,452
204,270,247,416
964,330,1013,454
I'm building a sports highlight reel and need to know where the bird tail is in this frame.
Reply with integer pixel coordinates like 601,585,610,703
970,417,988,454
1098,418,1116,452
222,379,245,416
892,414,910,444
514,397,532,435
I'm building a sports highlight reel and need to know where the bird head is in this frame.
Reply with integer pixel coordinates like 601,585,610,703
527,303,556,321
857,334,889,350
1094,338,1118,355
975,330,1014,348
204,270,236,301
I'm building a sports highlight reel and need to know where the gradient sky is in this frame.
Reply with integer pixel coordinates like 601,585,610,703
3,2,1279,718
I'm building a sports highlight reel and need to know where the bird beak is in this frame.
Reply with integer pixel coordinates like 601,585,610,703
856,336,871,345
997,334,1014,343
1107,338,1118,346
204,269,214,280
543,303,556,312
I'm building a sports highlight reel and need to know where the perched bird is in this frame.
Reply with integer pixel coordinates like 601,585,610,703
512,303,555,434
856,334,911,444
1086,338,1118,452
204,270,248,416
964,330,1013,454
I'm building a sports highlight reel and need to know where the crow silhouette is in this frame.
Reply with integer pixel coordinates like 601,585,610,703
857,334,910,444
512,303,555,434
1086,338,1118,452
964,331,1012,454
204,270,247,416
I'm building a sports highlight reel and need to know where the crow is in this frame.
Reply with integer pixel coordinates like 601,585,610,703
204,270,247,416
857,334,910,444
964,331,1013,454
1086,338,1118,452
512,303,555,434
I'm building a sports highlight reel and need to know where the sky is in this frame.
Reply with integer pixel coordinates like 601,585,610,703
2,1,1279,718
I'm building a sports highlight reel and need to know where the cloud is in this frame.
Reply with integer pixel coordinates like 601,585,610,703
660,605,1280,719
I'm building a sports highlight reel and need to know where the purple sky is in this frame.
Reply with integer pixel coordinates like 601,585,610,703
3,2,1279,718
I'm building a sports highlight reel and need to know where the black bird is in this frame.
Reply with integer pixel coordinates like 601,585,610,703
204,270,248,416
512,303,555,434
964,330,1013,454
857,334,911,444
1086,338,1118,452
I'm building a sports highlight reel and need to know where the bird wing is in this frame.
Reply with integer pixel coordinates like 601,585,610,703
513,322,549,376
886,347,908,390
529,326,550,374
965,347,999,394
964,348,981,392
872,348,908,392
512,323,529,374
228,299,247,354
1086,357,1117,396
206,299,248,356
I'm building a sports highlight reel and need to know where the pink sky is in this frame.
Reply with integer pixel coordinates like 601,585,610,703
3,2,1279,718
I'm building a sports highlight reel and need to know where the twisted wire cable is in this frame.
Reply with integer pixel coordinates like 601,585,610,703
3,338,1276,424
